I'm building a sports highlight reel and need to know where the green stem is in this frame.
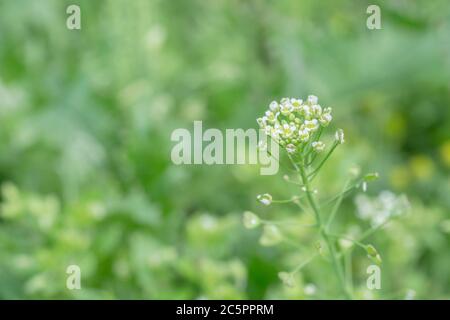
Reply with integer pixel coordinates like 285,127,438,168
326,179,350,231
297,164,351,299
344,250,353,295
291,253,319,275
329,233,367,250
308,142,338,181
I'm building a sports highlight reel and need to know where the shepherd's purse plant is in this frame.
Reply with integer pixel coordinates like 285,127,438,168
244,96,409,299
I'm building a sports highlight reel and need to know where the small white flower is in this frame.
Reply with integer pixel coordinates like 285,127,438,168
312,141,325,153
319,113,332,126
257,193,272,206
281,123,294,138
269,100,279,111
286,144,296,154
298,129,310,142
311,104,322,117
265,110,277,122
307,95,318,105
300,104,311,118
304,119,319,132
268,123,280,139
280,101,293,115
290,98,303,109
335,129,345,144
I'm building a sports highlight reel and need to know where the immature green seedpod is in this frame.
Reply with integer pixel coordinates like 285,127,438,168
366,244,379,257
278,272,295,287
259,225,282,246
242,211,260,229
368,253,382,266
315,241,326,257
364,172,379,182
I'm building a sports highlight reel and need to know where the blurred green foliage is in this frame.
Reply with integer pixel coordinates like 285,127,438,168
0,0,449,299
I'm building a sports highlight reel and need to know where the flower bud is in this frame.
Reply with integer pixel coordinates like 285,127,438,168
257,193,272,206
242,211,260,229
286,144,296,154
269,101,279,111
335,129,345,144
311,104,322,117
312,141,325,153
259,225,282,246
307,95,318,105
298,129,310,142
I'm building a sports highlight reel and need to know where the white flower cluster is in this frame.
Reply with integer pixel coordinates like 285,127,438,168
355,191,410,227
257,96,338,155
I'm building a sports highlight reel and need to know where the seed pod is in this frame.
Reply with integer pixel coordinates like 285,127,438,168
364,172,379,181
259,225,282,246
257,193,272,206
366,244,379,257
242,211,260,229
368,253,382,266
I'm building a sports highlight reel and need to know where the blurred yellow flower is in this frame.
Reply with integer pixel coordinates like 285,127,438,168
389,166,411,190
439,140,450,167
409,155,435,181
386,112,406,141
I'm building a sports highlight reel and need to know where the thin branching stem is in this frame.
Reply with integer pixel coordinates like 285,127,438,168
308,142,338,181
289,155,351,299
325,178,351,231
291,253,319,275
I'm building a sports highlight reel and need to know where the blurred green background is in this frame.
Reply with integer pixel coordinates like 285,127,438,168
0,0,449,299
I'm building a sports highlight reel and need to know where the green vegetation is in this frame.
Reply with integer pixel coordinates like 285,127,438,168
0,0,449,299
